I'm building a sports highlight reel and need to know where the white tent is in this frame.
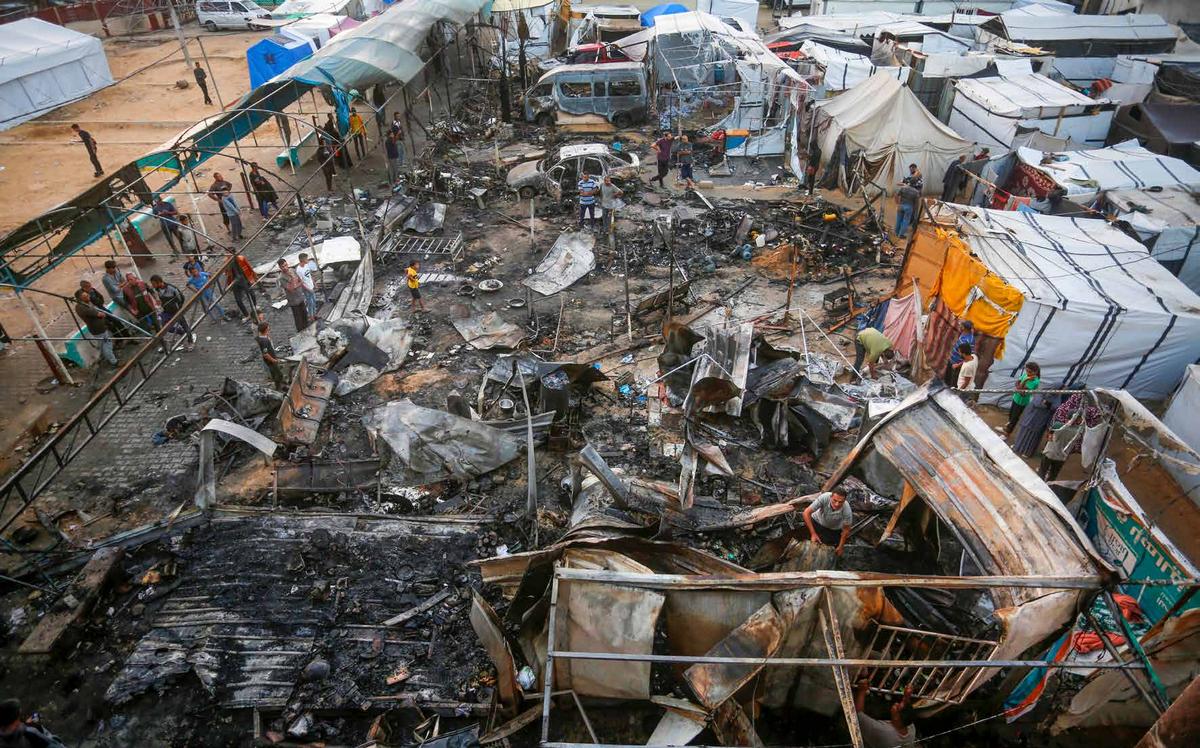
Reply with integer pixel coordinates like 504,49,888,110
947,74,1116,150
1162,365,1200,497
956,207,1200,400
800,41,910,94
1014,140,1200,202
0,19,113,131
813,72,972,194
696,0,758,34
1104,186,1200,295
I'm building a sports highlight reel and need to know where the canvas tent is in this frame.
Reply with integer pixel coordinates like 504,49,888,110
1104,186,1200,294
813,72,972,195
799,41,910,94
900,206,1200,400
1108,102,1200,160
0,19,114,132
696,0,757,34
248,35,316,89
978,7,1177,58
946,74,1116,150
1014,140,1200,201
285,0,483,92
1162,365,1200,497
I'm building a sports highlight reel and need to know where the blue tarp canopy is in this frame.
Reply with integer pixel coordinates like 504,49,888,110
248,35,314,89
640,3,687,27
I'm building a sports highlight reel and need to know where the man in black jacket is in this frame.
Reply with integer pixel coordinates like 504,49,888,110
193,61,213,105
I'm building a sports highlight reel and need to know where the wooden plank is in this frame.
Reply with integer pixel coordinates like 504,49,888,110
382,588,453,627
20,546,124,654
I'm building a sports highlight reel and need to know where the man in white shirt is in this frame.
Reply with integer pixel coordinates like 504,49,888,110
802,488,853,556
854,680,916,748
955,342,978,391
296,252,320,320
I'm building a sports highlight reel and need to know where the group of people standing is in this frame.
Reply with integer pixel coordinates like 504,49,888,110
649,131,696,190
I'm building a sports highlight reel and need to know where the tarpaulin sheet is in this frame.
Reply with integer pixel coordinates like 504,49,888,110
247,36,314,89
1105,186,1200,295
365,399,522,484
285,0,487,92
1016,140,1200,201
954,207,1200,400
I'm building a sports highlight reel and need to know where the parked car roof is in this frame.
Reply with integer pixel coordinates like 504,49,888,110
559,143,612,159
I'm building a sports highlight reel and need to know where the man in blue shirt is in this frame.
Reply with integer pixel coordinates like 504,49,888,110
220,193,243,242
943,320,975,386
385,131,403,185
577,171,599,229
186,265,226,322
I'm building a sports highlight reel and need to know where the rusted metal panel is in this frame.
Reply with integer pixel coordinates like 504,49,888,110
1135,663,1200,748
710,698,764,748
684,602,785,709
824,386,1105,605
277,359,332,447
553,579,664,699
470,592,522,717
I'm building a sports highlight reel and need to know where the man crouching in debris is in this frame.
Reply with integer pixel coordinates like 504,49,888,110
854,680,916,748
0,699,66,747
802,488,852,556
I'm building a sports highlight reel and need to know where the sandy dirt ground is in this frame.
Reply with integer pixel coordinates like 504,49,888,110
0,24,292,338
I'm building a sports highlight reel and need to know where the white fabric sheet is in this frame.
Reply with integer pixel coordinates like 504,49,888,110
948,74,1114,149
1105,187,1200,295
1162,365,1200,497
801,41,908,92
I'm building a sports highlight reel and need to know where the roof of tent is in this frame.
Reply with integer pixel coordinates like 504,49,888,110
616,11,803,83
1016,140,1200,199
0,18,114,131
284,0,485,91
984,6,1177,43
248,35,314,89
0,18,107,82
953,74,1104,117
1105,186,1200,233
815,72,968,152
958,207,1200,316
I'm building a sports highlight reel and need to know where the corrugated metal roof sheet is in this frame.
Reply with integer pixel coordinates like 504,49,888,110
830,386,1107,603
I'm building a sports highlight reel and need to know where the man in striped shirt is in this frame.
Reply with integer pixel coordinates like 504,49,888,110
577,171,599,230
